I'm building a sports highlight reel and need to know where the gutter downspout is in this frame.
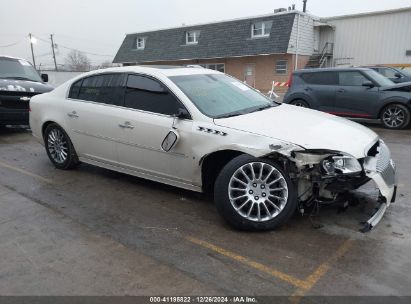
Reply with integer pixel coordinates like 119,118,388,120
295,13,300,71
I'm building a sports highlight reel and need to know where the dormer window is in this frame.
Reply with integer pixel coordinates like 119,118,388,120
251,21,272,38
135,37,146,50
186,30,200,45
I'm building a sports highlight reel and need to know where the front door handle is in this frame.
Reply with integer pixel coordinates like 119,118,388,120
67,111,79,118
119,122,134,129
337,88,345,93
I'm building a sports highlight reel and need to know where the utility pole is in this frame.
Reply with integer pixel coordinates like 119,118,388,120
295,13,300,70
29,33,36,69
50,34,58,71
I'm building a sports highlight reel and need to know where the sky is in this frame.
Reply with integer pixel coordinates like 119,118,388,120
1,0,411,69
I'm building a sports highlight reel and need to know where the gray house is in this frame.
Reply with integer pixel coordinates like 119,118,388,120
113,9,332,92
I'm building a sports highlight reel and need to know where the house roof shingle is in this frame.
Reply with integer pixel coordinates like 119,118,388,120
113,12,296,64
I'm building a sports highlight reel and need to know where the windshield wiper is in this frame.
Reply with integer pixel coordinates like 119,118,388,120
215,111,245,119
251,104,273,112
215,104,273,119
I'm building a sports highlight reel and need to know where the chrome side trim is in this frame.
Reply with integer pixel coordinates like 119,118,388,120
197,126,227,136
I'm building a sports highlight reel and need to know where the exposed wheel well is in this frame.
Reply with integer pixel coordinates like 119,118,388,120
41,121,56,139
201,150,245,194
378,102,410,118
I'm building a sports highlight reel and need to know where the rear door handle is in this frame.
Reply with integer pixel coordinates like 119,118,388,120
304,87,313,92
67,111,79,118
119,122,134,129
337,88,345,93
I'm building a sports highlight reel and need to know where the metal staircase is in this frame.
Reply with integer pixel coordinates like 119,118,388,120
305,42,334,68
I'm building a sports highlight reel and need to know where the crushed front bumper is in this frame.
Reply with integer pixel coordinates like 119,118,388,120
362,140,396,232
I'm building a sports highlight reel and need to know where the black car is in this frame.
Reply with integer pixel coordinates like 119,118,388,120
364,66,411,83
0,55,53,128
283,68,411,129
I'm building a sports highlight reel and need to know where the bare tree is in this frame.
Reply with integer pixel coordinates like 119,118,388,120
65,50,91,72
99,60,113,69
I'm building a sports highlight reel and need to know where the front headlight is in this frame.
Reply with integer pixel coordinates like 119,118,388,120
322,155,362,175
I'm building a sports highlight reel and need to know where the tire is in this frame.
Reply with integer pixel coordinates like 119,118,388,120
44,123,79,170
214,154,297,231
290,99,309,108
381,104,410,129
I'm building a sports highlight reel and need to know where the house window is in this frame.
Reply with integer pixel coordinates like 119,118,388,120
199,63,225,73
251,21,272,38
275,60,288,74
135,37,145,50
186,30,200,45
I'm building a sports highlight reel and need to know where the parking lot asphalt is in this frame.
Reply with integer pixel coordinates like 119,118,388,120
0,124,410,298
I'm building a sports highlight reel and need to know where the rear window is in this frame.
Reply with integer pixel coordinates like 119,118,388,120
75,73,125,106
300,72,338,85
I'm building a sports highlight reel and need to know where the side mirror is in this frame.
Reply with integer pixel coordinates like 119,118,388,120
174,108,190,120
394,72,402,78
362,81,374,88
161,130,180,152
41,73,48,82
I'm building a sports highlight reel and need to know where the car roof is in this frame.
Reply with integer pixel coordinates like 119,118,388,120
0,55,30,61
78,65,220,78
294,67,373,74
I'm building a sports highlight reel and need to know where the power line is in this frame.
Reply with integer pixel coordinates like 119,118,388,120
57,43,114,57
0,39,23,48
35,35,114,57
54,34,119,47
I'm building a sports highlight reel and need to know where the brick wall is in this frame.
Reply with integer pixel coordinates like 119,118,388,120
138,54,310,93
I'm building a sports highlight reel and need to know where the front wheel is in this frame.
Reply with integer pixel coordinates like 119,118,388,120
44,123,79,170
381,104,410,129
214,155,297,231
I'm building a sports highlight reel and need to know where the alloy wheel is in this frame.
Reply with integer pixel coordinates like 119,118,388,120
382,105,405,128
47,128,68,164
228,162,288,222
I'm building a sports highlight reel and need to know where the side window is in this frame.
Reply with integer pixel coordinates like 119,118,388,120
68,79,82,99
339,71,369,86
300,72,338,85
379,68,398,78
124,74,183,115
78,74,125,106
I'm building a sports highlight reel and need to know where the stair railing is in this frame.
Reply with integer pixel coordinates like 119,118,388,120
319,42,334,68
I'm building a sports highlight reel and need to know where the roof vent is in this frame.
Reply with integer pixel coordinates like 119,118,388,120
274,8,287,13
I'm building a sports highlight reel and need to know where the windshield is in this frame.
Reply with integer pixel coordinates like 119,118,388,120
364,70,395,87
169,74,275,118
397,68,411,77
0,57,42,82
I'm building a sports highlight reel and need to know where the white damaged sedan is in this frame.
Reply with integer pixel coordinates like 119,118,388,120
29,66,397,231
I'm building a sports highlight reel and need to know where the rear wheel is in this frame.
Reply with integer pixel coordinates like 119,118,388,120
290,99,309,108
214,155,297,231
381,104,410,129
44,123,79,169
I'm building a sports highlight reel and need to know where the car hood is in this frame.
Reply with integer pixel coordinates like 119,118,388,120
380,81,411,91
214,104,378,158
0,79,53,94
